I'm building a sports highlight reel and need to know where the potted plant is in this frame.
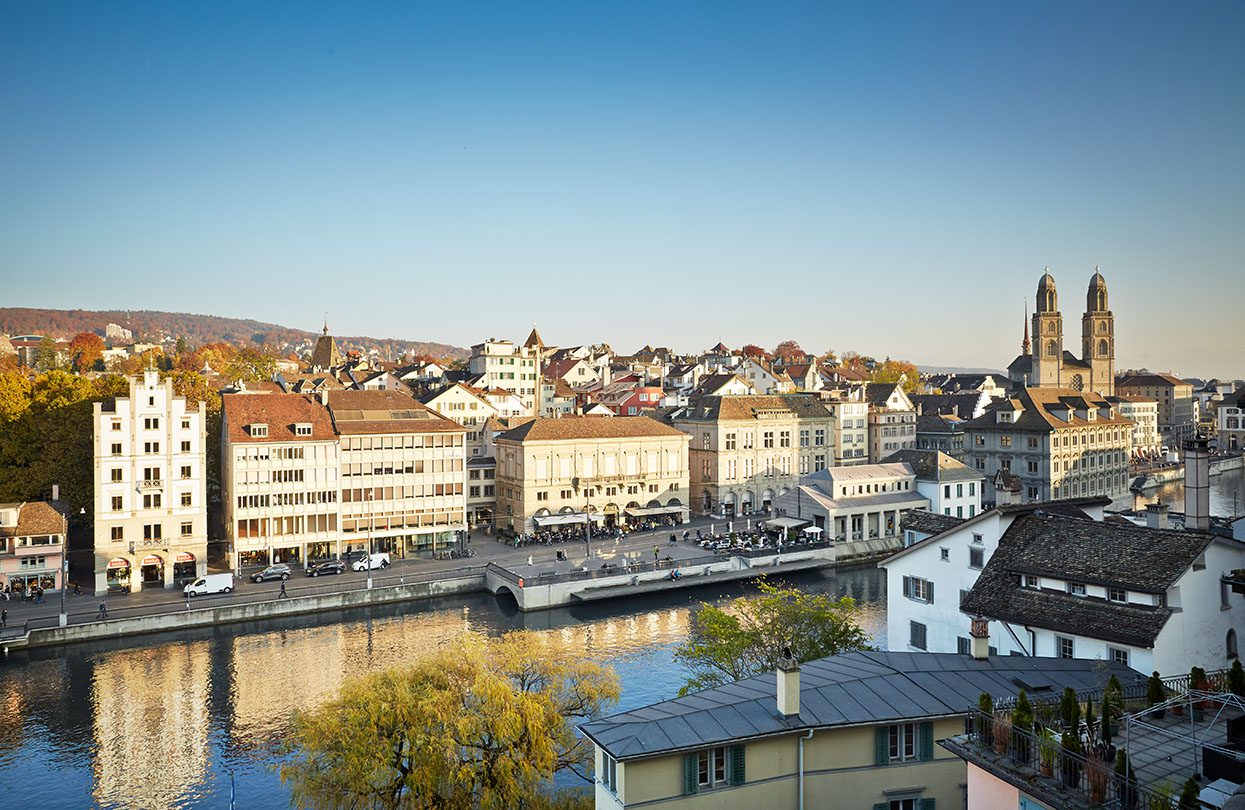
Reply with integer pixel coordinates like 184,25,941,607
1147,671,1168,719
1012,690,1034,765
1061,730,1083,788
1147,783,1174,810
1178,775,1201,810
1190,666,1209,721
1115,750,1138,810
1060,687,1081,733
1106,674,1125,719
978,692,995,745
1230,659,1245,697
1087,750,1110,803
993,716,1012,755
1100,692,1116,762
1038,728,1058,777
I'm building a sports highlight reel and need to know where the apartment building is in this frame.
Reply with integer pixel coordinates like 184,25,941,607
420,383,499,458
326,390,468,558
1105,394,1161,458
961,387,1132,504
494,416,689,534
469,338,541,415
865,383,917,462
0,497,67,594
1116,372,1195,445
824,396,870,466
1217,386,1245,452
92,370,207,594
673,395,836,518
883,448,985,519
221,392,341,568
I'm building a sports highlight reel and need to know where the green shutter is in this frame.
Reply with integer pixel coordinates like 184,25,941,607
684,753,698,795
920,799,936,810
874,804,887,810
729,744,745,785
918,722,934,761
875,726,889,766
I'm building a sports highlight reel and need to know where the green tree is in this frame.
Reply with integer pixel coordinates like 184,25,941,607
34,336,63,371
673,579,870,694
1178,775,1201,809
280,631,617,810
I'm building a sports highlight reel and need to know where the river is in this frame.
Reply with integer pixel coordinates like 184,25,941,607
0,566,886,810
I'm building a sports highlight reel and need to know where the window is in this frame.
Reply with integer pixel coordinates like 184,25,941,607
181,465,192,479
1229,629,1238,660
725,433,736,450
144,441,160,454
957,636,971,655
143,523,162,540
110,526,123,541
971,533,983,545
180,492,192,507
763,431,774,449
143,417,159,430
902,576,933,603
111,443,122,456
111,419,122,431
601,752,617,793
1108,587,1127,603
536,491,548,501
180,522,192,537
181,419,190,430
143,494,161,509
886,800,921,810
940,548,949,562
110,468,123,482
969,547,984,569
1067,582,1087,597
1023,575,1039,589
1109,647,1130,666
1056,636,1074,659
909,621,927,650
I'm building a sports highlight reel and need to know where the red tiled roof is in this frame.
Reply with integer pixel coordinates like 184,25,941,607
222,393,337,443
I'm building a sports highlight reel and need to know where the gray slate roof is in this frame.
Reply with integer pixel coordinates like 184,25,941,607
960,513,1215,648
901,510,966,537
882,449,983,484
580,650,1138,760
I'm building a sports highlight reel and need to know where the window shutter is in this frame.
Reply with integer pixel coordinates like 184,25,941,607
874,804,887,810
920,799,936,810
919,721,934,761
729,744,745,785
903,576,912,598
875,726,889,766
927,581,934,604
683,753,698,795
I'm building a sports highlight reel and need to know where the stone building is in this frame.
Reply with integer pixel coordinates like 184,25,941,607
1006,269,1116,396
864,382,917,463
1116,372,1196,446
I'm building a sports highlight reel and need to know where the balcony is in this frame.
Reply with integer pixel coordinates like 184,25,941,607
137,479,163,491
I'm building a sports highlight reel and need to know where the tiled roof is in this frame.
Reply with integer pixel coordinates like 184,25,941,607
580,650,1138,760
222,393,337,443
960,513,1214,647
863,382,901,406
882,449,983,483
496,415,686,443
962,387,1132,433
326,389,464,435
679,394,830,422
1117,373,1189,388
900,510,966,536
916,412,964,433
0,501,68,538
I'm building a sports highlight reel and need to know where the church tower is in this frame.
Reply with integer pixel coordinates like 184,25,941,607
1031,270,1063,387
1081,268,1115,395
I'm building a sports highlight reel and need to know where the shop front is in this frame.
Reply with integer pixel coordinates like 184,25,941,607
140,554,164,588
172,552,197,585
106,558,132,592
237,549,270,568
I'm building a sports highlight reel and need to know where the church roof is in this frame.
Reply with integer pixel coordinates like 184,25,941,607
1060,350,1092,370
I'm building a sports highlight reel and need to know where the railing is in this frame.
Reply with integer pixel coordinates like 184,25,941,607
993,668,1232,716
508,553,726,586
137,479,163,490
958,708,1168,809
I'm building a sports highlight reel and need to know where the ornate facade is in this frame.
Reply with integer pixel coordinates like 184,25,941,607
1008,269,1115,396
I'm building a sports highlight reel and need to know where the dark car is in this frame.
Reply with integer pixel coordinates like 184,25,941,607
250,563,291,583
306,559,346,577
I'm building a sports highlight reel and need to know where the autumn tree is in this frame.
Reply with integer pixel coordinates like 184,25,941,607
674,580,870,694
68,332,105,372
772,340,805,364
740,344,768,361
870,358,920,392
281,631,619,810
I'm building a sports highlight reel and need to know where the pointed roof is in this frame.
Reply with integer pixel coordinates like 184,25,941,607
1022,302,1031,355
523,327,545,349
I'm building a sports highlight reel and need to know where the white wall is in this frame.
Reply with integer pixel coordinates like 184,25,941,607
1153,540,1245,675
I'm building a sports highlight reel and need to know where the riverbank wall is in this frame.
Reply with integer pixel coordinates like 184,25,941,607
1133,454,1244,491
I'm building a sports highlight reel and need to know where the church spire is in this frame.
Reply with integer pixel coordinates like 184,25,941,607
1022,301,1031,355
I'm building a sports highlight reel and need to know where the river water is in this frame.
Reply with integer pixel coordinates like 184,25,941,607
0,567,886,810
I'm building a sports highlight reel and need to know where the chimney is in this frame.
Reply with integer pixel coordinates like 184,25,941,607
51,484,60,502
970,616,990,661
1145,502,1169,530
1184,437,1211,531
318,388,329,407
777,649,800,717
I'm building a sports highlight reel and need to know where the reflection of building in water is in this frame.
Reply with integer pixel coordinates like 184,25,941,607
0,658,69,755
91,643,211,809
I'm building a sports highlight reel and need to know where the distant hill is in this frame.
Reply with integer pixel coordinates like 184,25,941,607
0,308,467,360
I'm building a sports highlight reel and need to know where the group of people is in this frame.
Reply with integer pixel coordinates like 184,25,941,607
1,584,46,603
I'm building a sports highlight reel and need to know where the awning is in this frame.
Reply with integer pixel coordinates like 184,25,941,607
801,526,824,535
624,506,683,517
766,517,809,530
534,513,605,527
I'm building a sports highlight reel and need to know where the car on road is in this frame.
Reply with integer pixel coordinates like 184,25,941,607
250,564,291,582
183,573,234,597
351,553,391,572
306,559,346,577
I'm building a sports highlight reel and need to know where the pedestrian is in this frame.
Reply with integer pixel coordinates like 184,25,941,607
527,554,533,566
1,609,6,628
97,602,108,620
683,530,690,542
653,545,660,562
35,587,43,605
669,533,677,545
278,580,288,599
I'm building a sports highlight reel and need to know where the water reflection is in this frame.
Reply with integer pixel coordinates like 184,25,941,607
0,567,885,809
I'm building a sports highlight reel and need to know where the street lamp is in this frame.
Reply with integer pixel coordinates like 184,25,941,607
366,490,375,590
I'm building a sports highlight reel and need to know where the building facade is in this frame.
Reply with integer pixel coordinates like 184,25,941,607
673,395,837,518
494,416,689,534
469,338,541,416
961,387,1132,504
0,498,68,594
773,463,928,543
1217,386,1245,452
1007,270,1116,396
865,383,917,463
1116,373,1196,446
92,370,208,594
1105,394,1161,458
824,397,870,465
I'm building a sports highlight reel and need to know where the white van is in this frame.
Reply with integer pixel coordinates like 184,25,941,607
351,553,391,572
184,573,234,597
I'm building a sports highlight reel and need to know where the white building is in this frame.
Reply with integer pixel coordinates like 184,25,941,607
1216,386,1245,452
469,338,541,416
221,392,342,568
883,448,985,519
92,370,208,594
1107,394,1161,458
773,463,928,543
864,383,917,463
824,397,869,466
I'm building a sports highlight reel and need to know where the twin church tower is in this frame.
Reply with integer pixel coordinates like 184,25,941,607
1008,269,1115,396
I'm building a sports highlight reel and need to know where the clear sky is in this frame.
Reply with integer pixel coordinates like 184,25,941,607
2,2,1242,376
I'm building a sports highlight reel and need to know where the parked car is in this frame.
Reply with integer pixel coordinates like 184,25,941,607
250,564,291,582
183,573,234,597
351,553,391,572
306,559,346,577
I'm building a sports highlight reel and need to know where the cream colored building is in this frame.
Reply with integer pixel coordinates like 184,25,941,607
468,337,542,415
420,383,499,459
865,383,918,463
494,416,689,533
773,462,928,543
327,390,468,557
92,369,207,594
673,395,837,518
1106,394,1160,458
581,651,1127,810
221,392,342,568
824,396,870,466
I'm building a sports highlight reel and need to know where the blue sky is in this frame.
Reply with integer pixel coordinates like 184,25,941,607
2,2,1242,376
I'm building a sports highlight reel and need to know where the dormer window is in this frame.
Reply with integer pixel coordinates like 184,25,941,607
294,423,313,437
248,423,269,438
1023,575,1039,589
1067,582,1087,597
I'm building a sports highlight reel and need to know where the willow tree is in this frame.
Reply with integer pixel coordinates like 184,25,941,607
280,631,619,810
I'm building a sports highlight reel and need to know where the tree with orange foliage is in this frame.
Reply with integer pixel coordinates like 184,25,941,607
741,344,769,361
772,340,805,364
870,358,921,392
68,332,105,372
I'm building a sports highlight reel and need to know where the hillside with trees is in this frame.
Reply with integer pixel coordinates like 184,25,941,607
0,308,467,360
